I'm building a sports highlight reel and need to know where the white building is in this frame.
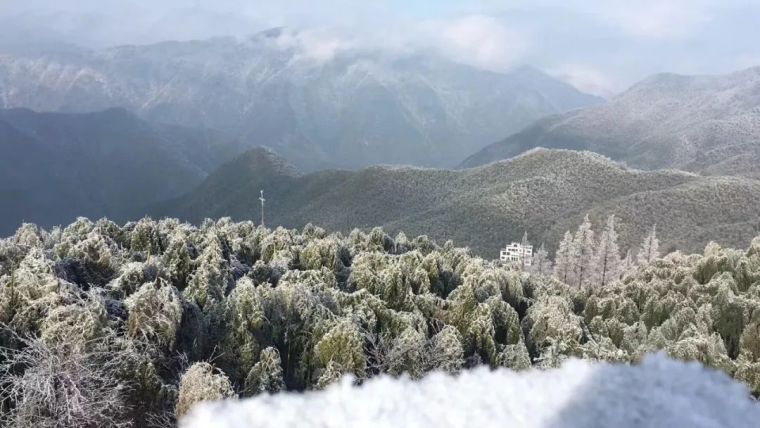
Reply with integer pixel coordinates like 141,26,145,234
500,242,533,266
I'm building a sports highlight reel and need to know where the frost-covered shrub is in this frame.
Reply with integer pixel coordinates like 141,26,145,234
428,325,465,374
525,295,583,358
176,363,235,418
108,261,159,298
314,319,366,379
63,231,119,286
13,223,45,249
498,341,532,370
130,218,162,255
0,248,76,336
219,277,268,382
244,347,285,396
125,279,184,351
739,315,760,361
164,230,194,289
0,334,130,428
184,237,229,310
386,327,427,378
315,360,344,390
40,292,110,352
465,307,498,364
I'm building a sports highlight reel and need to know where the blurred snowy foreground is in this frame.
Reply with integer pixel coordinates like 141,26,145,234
182,354,760,428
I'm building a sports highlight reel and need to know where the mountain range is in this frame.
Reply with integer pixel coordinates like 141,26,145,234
0,107,243,235
154,147,760,256
461,67,760,177
0,29,602,171
1,34,760,257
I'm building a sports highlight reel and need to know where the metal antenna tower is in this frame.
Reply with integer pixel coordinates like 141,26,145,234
259,190,266,227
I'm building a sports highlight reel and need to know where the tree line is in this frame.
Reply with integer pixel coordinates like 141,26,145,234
526,214,660,287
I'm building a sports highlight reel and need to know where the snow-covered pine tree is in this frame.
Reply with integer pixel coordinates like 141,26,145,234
531,243,553,276
569,215,595,288
637,225,660,266
620,249,635,278
553,232,574,283
520,231,531,271
593,215,621,288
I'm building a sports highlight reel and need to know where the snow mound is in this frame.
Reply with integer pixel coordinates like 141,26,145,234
181,354,760,428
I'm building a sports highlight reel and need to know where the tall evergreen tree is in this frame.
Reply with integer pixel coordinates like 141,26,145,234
569,215,595,288
593,215,621,288
637,225,660,266
553,232,574,283
620,249,635,278
531,243,553,276
520,231,531,270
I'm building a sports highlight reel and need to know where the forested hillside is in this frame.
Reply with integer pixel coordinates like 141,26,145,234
0,29,602,170
0,108,244,235
2,218,760,426
156,148,760,256
461,67,760,177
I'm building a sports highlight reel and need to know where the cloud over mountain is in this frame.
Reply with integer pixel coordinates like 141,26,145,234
1,1,758,95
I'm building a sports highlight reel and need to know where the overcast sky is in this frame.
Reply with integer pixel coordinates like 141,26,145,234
1,0,758,96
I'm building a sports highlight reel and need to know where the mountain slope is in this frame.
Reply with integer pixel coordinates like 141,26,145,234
0,108,243,234
0,30,602,170
155,148,760,256
461,67,760,177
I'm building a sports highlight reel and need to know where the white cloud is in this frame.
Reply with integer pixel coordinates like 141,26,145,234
426,15,530,72
0,0,757,89
255,16,530,72
548,64,622,97
300,37,348,62
269,29,355,63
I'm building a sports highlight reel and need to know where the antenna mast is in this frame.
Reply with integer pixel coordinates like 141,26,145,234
259,190,266,227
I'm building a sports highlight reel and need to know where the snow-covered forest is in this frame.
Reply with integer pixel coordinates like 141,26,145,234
1,217,760,426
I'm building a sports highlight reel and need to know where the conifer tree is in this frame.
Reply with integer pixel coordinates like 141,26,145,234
637,225,660,266
184,236,229,310
13,223,44,248
222,278,266,380
553,232,574,284
164,230,193,289
531,243,552,276
428,326,465,374
130,218,161,255
620,249,635,277
124,279,184,352
569,215,595,287
520,231,531,270
314,320,366,379
386,328,427,379
593,215,622,287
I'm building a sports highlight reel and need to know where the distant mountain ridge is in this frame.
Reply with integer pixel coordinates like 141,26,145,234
0,29,602,170
461,67,760,177
0,108,244,234
154,148,760,256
